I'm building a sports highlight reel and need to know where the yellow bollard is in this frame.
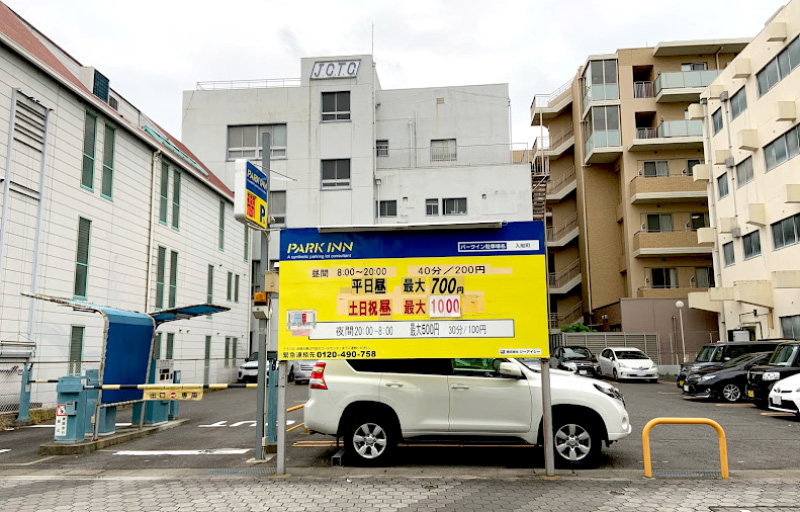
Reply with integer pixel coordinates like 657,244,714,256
642,417,728,479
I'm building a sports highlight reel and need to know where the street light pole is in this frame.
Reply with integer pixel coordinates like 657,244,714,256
676,300,686,363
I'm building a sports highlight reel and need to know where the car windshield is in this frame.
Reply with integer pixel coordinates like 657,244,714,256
248,352,258,361
721,353,756,368
768,345,799,366
615,350,649,360
695,345,717,362
563,347,593,360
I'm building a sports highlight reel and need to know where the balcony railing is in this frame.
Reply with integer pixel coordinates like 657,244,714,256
635,120,703,140
654,70,721,94
633,229,713,255
546,213,578,242
637,286,710,299
531,79,574,110
196,78,301,90
548,259,581,289
634,81,655,99
376,143,530,169
629,173,708,200
533,128,574,154
548,166,577,196
550,301,584,329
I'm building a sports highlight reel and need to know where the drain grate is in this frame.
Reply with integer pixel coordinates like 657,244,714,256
652,470,721,478
206,468,277,475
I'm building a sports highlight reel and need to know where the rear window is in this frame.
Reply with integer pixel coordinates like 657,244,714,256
695,345,717,362
615,350,649,360
347,359,452,375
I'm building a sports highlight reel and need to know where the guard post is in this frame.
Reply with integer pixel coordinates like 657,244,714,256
54,375,87,443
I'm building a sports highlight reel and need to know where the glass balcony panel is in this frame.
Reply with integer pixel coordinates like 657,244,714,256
657,120,702,138
654,70,722,94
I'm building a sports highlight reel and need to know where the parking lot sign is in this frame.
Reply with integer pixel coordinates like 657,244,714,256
234,159,269,230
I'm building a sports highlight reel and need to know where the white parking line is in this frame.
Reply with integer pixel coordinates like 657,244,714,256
114,448,249,456
0,449,10,454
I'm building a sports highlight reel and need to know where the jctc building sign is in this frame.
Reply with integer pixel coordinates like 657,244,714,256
310,60,360,79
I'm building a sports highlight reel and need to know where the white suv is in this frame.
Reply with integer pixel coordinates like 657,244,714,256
304,358,631,468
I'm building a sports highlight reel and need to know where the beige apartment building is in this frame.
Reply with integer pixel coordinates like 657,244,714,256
532,39,749,357
688,0,800,341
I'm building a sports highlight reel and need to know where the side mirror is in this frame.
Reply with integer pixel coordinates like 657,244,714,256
498,362,523,378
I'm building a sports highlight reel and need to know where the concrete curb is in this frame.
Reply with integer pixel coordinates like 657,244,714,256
38,419,190,456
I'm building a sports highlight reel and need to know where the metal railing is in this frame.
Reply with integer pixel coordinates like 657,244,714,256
533,128,574,155
546,213,578,242
548,259,581,289
547,166,576,195
634,81,655,98
549,301,584,328
635,127,658,139
654,70,721,94
196,78,301,90
376,142,530,169
531,79,574,109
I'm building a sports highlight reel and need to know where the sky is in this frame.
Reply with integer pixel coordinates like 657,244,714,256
9,0,789,146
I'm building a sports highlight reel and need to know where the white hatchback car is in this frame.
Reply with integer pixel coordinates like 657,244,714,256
304,358,631,468
597,347,658,382
768,373,800,415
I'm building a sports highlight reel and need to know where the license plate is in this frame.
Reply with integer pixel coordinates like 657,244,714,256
748,390,754,398
678,380,684,387
774,395,782,405
684,385,689,392
579,370,587,375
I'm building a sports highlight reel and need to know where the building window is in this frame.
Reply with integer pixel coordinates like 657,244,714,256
586,105,620,150
172,169,181,230
712,108,723,135
772,213,800,250
218,201,225,250
376,140,389,157
81,110,97,190
269,191,286,227
168,250,178,308
743,230,761,259
321,159,351,188
691,213,709,231
227,271,233,301
153,333,162,360
225,337,231,367
687,159,703,176
155,246,166,309
730,87,747,120
431,139,457,162
735,157,754,187
69,326,85,376
321,91,350,121
717,172,729,198
585,59,618,101
101,124,115,199
646,213,672,233
425,198,439,216
74,217,92,299
244,225,249,262
166,332,175,359
764,124,800,172
232,337,238,363
204,336,212,385
723,241,735,266
443,197,467,216
681,63,707,71
651,268,677,289
207,265,214,304
378,200,397,218
757,36,800,96
234,274,240,303
159,162,169,224
108,96,119,110
781,314,800,339
695,267,714,288
642,160,669,177
227,124,287,160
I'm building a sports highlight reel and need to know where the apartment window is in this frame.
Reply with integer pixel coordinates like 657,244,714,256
153,333,162,360
155,246,166,309
743,230,761,259
772,213,800,250
204,336,212,385
225,337,231,367
377,200,397,218
642,160,668,177
321,91,350,121
735,157,754,187
101,124,115,199
232,337,238,363
227,124,287,160
168,250,178,308
431,139,457,162
717,172,729,198
425,198,439,216
695,267,715,288
69,326,85,376
234,274,240,303
74,217,91,299
218,201,225,250
723,241,735,266
321,159,351,188
757,36,800,96
681,63,707,71
166,332,175,359
376,140,389,157
691,212,709,231
781,314,800,339
227,271,233,301
712,108,723,135
587,106,620,150
687,159,703,176
108,96,118,110
651,268,677,289
207,265,214,303
730,87,747,120
243,225,249,262
81,110,97,190
159,162,169,224
646,213,672,233
586,59,618,101
172,169,181,230
443,197,467,216
269,191,286,226
764,124,800,172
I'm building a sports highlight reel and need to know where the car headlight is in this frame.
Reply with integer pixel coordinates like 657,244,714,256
700,374,717,382
563,362,577,372
594,383,625,406
618,363,628,369
763,372,781,381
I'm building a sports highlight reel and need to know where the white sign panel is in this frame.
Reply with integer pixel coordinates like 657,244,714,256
310,60,361,79
307,319,515,341
55,404,67,437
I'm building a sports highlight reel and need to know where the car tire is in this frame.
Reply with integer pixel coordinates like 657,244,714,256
720,383,742,403
649,379,658,384
552,415,601,469
612,369,619,382
343,414,398,466
288,367,295,383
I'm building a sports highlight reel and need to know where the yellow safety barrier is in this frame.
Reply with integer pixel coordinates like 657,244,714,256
286,422,305,433
642,417,729,479
286,403,305,413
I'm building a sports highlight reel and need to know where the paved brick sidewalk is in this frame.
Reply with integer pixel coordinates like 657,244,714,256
2,475,800,512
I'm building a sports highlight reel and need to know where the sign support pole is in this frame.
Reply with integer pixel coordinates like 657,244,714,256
254,133,272,460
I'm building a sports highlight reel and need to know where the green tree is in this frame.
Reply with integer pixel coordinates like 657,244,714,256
560,322,594,332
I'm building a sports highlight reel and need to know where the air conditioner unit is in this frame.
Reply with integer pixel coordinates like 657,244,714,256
731,227,742,238
720,91,729,102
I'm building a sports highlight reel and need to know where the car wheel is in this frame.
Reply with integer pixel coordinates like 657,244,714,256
288,367,295,383
552,417,601,469
612,369,619,382
720,383,742,402
344,416,398,466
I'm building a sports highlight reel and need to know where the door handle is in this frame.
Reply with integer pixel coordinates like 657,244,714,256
384,382,404,388
451,384,469,390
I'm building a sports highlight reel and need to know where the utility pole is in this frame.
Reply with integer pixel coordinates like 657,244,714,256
254,133,272,460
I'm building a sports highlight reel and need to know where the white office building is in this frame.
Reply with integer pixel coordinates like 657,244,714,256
0,3,250,412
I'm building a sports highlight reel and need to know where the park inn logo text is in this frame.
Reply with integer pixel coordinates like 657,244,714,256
286,241,354,260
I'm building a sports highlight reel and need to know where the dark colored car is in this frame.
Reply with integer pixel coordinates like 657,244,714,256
676,341,783,388
747,342,800,407
550,346,599,377
682,352,772,402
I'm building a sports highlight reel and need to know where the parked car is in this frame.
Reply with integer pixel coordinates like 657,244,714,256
550,346,599,376
304,358,631,468
682,352,772,402
237,352,260,383
597,347,658,382
747,341,800,407
288,360,315,384
676,341,783,388
767,373,800,415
